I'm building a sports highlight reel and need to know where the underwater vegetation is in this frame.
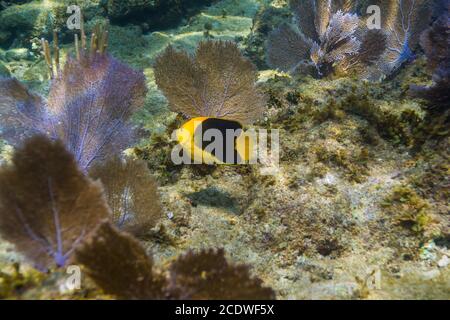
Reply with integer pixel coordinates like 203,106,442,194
0,25,147,171
0,136,110,269
76,221,275,300
410,6,450,111
0,135,274,298
89,156,163,238
154,40,265,125
266,0,433,79
0,0,449,301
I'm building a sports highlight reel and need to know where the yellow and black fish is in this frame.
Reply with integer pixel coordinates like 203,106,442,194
176,117,256,165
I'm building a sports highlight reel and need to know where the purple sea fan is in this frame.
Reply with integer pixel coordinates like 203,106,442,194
0,78,51,145
410,7,450,110
47,53,148,171
373,0,432,76
266,0,385,78
0,136,110,269
0,52,147,171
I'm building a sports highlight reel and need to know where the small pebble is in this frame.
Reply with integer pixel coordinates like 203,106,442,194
437,255,449,268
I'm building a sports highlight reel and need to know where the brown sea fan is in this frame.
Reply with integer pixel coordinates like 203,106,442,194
167,248,276,300
75,221,166,299
89,157,163,238
154,40,265,125
76,223,275,300
419,12,449,72
0,136,110,269
409,8,450,110
265,23,313,72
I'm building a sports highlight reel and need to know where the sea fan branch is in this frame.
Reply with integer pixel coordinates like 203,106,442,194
0,136,110,269
155,41,265,125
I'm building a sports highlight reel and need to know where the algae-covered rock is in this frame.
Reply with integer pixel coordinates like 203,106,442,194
103,0,217,28
0,31,12,44
0,1,41,30
0,61,10,76
4,48,32,61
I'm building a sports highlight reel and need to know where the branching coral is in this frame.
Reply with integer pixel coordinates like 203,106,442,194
154,40,265,125
0,136,110,269
0,24,147,171
89,157,163,238
75,222,275,300
267,0,386,78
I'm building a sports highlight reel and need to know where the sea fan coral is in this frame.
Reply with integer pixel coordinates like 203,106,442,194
410,8,450,109
167,249,276,300
373,0,432,75
0,136,110,269
89,157,163,237
154,40,265,125
0,27,147,171
419,12,449,72
0,78,50,145
267,0,386,78
310,10,361,75
48,52,147,171
75,221,166,299
76,222,275,300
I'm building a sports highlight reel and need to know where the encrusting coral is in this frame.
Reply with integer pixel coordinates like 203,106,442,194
75,221,275,300
0,136,110,269
154,40,265,125
89,157,163,238
0,21,147,171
